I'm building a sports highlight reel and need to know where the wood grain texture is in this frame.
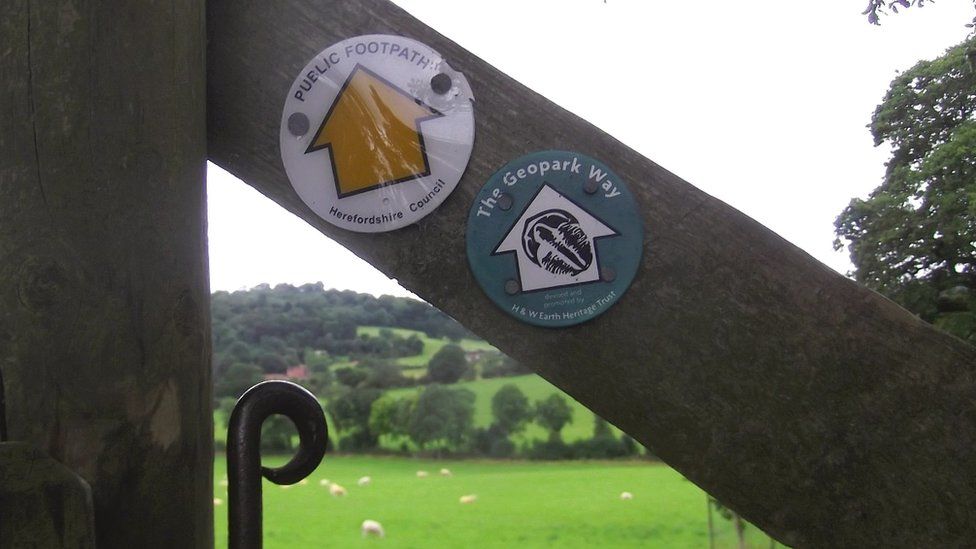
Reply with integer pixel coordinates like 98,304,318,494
0,1,212,547
0,443,96,548
207,1,976,545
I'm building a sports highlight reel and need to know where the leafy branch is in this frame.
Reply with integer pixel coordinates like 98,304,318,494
862,0,976,29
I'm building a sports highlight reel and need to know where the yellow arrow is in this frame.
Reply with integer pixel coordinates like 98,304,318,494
305,65,442,198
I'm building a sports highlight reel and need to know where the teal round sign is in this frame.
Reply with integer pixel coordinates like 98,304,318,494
466,151,644,327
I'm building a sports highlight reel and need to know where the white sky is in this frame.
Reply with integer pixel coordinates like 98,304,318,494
207,0,973,298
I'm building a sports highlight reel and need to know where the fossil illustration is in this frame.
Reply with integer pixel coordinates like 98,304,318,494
521,209,593,276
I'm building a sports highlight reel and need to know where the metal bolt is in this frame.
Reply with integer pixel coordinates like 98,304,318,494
287,112,310,137
431,73,452,95
601,267,617,282
583,179,600,194
498,193,513,211
504,279,520,295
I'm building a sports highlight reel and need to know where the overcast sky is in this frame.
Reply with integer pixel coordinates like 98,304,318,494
207,0,973,298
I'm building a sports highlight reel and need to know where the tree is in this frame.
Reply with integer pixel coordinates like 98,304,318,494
217,397,238,420
835,37,976,343
407,385,475,451
214,362,264,399
334,366,368,388
303,366,334,395
481,354,530,378
261,414,297,452
368,393,415,439
359,358,410,389
328,387,382,450
426,344,469,384
491,384,532,434
472,423,515,458
708,498,760,549
592,414,613,439
861,0,976,28
535,394,573,440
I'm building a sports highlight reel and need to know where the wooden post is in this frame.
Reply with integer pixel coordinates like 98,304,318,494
0,1,212,547
206,1,976,545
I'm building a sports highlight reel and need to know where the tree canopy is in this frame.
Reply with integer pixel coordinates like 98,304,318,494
426,344,469,384
535,394,574,439
211,283,471,379
491,383,532,434
407,385,475,450
835,37,976,343
328,387,382,450
861,0,976,28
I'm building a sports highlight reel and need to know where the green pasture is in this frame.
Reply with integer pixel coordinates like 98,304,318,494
213,455,775,548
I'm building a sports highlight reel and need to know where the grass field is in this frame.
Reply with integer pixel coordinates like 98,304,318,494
356,326,497,368
213,455,775,548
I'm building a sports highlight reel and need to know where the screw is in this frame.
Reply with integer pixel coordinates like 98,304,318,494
498,193,513,211
504,280,520,295
601,267,616,282
431,73,453,95
584,179,600,194
288,113,310,137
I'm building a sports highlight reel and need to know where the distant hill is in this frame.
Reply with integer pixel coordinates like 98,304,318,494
210,284,643,461
211,282,474,379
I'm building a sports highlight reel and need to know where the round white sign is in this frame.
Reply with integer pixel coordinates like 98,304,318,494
280,35,475,232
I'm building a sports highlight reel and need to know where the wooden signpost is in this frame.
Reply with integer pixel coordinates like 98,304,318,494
208,1,976,546
2,0,975,546
0,1,212,546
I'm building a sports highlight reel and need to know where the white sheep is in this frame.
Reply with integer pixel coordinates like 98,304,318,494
416,470,429,478
459,494,477,504
361,519,385,538
329,483,348,497
439,468,452,477
213,498,224,506
319,478,331,487
358,476,372,487
620,491,634,500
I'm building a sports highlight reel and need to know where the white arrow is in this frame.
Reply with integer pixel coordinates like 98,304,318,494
494,184,618,292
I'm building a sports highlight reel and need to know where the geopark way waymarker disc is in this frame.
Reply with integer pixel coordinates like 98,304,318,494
280,35,475,232
467,151,644,328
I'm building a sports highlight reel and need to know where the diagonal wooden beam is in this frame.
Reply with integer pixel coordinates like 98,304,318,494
207,1,976,545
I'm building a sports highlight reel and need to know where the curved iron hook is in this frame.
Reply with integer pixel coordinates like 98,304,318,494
227,380,328,549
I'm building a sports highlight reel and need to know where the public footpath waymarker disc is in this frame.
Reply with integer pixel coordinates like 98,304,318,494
467,151,644,328
280,35,475,232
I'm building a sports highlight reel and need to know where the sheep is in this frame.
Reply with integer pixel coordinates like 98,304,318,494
416,470,429,478
358,476,372,487
319,478,331,487
620,491,634,500
459,494,477,504
361,519,385,538
329,483,348,497
439,468,452,477
213,498,224,506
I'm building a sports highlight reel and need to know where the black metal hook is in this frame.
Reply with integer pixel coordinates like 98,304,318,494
227,380,328,549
